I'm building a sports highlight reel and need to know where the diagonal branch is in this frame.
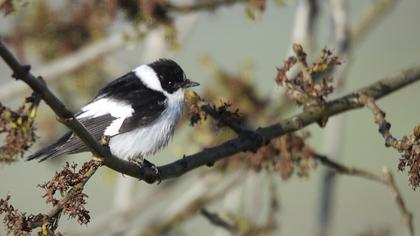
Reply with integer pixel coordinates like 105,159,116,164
201,209,238,233
1,39,420,185
0,39,111,161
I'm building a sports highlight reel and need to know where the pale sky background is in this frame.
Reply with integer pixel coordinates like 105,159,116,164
0,1,420,235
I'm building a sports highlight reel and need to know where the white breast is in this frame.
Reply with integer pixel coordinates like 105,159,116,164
108,89,184,161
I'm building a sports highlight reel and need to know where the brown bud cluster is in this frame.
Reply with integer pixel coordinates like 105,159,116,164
38,161,98,225
0,195,58,236
251,132,316,180
185,90,207,126
0,195,30,235
186,91,243,130
0,94,39,163
0,0,15,16
218,132,316,180
275,44,339,109
397,124,420,189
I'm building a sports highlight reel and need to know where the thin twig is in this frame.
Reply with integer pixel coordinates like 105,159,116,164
315,154,414,236
315,154,383,182
382,168,414,236
200,101,243,134
201,209,237,233
358,94,400,148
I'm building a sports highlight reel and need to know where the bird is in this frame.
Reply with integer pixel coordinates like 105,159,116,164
27,58,199,168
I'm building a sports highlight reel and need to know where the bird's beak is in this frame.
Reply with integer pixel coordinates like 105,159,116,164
183,79,200,88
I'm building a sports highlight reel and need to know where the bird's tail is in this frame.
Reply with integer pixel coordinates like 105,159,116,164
27,132,73,162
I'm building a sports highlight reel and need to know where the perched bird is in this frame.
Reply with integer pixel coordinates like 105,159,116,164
27,59,199,166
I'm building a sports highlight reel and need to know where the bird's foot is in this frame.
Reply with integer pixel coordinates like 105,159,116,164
143,159,161,184
92,156,104,164
100,135,111,146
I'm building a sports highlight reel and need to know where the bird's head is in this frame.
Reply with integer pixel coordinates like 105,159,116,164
143,58,199,94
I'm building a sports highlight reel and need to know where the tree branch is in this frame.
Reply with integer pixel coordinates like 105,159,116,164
1,39,420,185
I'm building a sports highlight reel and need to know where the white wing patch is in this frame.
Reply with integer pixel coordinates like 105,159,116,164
77,98,134,136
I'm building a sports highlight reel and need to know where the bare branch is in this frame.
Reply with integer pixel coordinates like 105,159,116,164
201,209,237,233
357,94,420,189
382,168,414,236
200,102,244,134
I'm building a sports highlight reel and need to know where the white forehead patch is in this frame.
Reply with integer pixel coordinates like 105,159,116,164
133,65,163,92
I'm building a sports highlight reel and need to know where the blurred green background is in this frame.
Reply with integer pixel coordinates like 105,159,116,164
0,0,419,235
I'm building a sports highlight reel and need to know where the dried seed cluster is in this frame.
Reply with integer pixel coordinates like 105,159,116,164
0,94,39,163
275,44,339,109
38,161,98,225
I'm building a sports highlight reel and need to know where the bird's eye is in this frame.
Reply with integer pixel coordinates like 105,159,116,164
168,81,172,85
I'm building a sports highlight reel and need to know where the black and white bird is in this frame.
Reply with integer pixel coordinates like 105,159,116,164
27,59,199,164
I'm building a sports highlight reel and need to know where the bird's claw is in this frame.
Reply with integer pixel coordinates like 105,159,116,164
143,159,161,184
100,135,111,146
92,156,104,164
129,158,161,184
